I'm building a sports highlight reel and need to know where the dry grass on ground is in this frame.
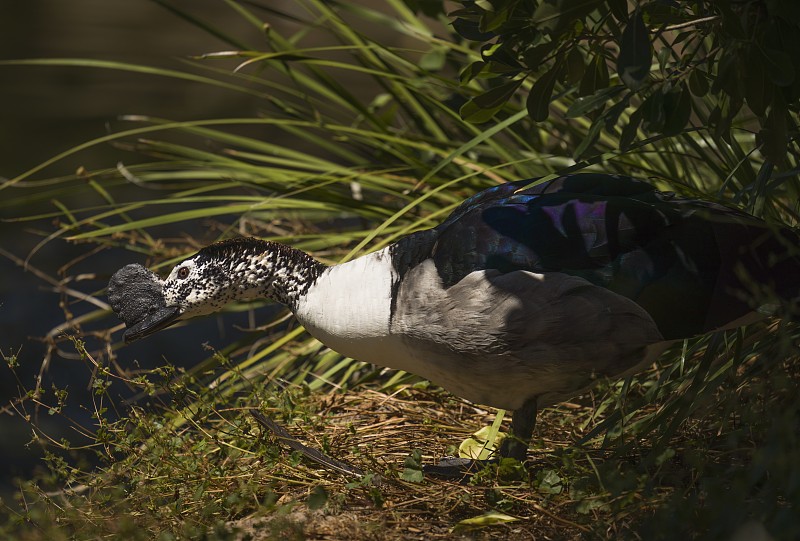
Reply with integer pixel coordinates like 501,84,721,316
5,329,798,540
229,388,607,540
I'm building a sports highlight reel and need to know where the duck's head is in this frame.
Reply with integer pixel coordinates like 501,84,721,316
112,238,324,343
161,252,239,319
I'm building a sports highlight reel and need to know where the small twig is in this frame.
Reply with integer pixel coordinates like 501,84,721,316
0,246,110,311
530,502,592,532
249,409,379,483
663,15,720,32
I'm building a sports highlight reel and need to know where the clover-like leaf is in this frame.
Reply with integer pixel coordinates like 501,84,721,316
527,65,561,121
617,9,652,90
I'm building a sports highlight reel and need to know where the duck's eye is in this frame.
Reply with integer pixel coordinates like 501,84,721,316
177,267,189,279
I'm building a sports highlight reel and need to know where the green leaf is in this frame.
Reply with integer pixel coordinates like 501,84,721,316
473,79,525,110
480,42,519,67
718,3,746,39
673,30,693,46
459,423,506,460
576,497,607,515
536,468,564,494
620,108,642,150
522,42,557,69
760,47,796,87
526,66,560,121
617,9,652,90
460,61,486,84
608,0,628,22
419,46,447,71
743,55,771,116
688,69,709,97
479,3,511,33
757,105,789,165
485,61,522,76
770,1,800,25
566,85,624,118
400,467,424,483
566,46,585,85
401,448,424,483
452,511,519,532
711,52,740,97
532,0,603,34
603,95,631,131
656,46,671,72
460,78,524,123
640,91,666,133
654,447,676,466
579,53,609,96
713,97,739,143
641,1,690,25
573,113,605,159
663,85,692,135
307,485,328,510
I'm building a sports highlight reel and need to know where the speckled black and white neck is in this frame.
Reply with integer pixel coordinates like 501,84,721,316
163,238,326,314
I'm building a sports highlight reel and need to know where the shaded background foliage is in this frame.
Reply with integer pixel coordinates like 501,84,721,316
0,0,799,539
0,0,269,497
447,0,800,167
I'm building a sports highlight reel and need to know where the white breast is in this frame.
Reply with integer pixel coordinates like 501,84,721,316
293,248,411,368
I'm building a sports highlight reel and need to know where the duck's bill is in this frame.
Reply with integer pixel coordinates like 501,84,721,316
123,306,181,343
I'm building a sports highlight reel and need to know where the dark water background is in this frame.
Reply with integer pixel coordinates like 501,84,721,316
0,0,363,502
